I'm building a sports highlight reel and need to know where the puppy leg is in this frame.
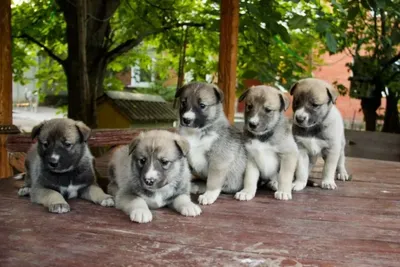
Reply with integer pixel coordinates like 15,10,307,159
80,184,115,207
235,158,260,201
17,173,31,197
321,148,341,189
198,163,230,205
172,194,202,217
275,152,297,200
107,181,119,197
292,149,309,191
30,186,70,213
116,190,152,223
190,180,207,194
336,148,349,181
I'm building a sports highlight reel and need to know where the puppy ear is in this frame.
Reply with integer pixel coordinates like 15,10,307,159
174,137,190,157
238,89,250,103
289,82,298,95
31,122,44,140
326,85,338,104
75,121,91,142
212,84,224,103
129,132,144,155
279,93,290,111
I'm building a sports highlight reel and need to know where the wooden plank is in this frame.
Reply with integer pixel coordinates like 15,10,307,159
0,0,13,178
217,0,239,124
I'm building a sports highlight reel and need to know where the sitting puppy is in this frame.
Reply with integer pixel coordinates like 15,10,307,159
234,85,298,201
290,78,349,191
175,82,247,205
107,130,201,223
19,118,114,213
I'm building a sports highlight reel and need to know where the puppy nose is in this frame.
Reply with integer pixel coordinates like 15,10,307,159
144,179,155,186
48,160,59,168
296,115,306,123
182,118,192,125
249,121,259,129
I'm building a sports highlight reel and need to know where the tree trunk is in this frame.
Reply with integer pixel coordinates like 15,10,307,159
382,89,400,133
361,97,381,131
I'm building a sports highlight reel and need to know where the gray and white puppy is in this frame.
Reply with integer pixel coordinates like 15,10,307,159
108,130,201,223
234,85,298,201
19,118,114,213
290,78,349,191
175,82,247,205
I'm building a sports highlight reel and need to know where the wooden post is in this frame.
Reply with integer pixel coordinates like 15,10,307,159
0,0,13,178
217,0,239,124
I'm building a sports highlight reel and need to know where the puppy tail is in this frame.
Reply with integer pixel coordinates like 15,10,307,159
12,172,26,180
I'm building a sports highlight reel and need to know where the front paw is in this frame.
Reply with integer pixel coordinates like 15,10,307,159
321,180,337,190
100,196,115,207
18,186,31,197
49,203,70,214
274,191,292,200
267,180,278,191
336,169,350,181
198,190,220,205
234,189,256,201
292,181,307,191
130,209,153,223
180,202,202,217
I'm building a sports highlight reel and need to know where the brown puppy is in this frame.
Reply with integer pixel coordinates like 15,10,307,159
290,78,349,191
19,118,114,213
235,85,298,201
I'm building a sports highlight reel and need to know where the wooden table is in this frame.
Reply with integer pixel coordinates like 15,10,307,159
0,157,399,267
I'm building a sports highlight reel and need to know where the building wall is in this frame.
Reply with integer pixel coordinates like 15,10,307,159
97,101,130,129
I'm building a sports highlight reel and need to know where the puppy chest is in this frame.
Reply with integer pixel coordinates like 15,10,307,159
141,193,167,209
59,183,86,199
246,141,279,178
186,133,218,176
296,137,327,156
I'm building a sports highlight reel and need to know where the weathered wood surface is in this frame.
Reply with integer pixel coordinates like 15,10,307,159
0,0,13,178
218,0,240,124
1,157,400,267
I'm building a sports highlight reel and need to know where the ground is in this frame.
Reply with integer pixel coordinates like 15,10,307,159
12,106,63,132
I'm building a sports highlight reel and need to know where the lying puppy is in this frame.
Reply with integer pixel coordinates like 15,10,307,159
19,118,114,213
290,78,349,190
235,85,298,201
175,82,247,205
108,130,201,223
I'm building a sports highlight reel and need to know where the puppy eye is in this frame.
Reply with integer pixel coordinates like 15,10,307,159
138,158,146,166
160,159,171,168
64,141,72,148
247,104,253,111
41,141,48,149
181,100,187,108
199,103,206,109
311,103,320,108
264,108,272,113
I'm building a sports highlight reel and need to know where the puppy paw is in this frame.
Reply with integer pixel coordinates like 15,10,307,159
130,209,153,223
292,181,307,191
180,202,202,217
198,190,220,205
336,169,350,181
100,196,115,207
274,191,292,201
321,180,337,190
17,186,31,197
49,203,70,214
234,189,256,201
267,180,278,191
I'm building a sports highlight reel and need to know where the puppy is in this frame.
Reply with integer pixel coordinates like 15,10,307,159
108,130,201,223
234,85,298,201
175,82,247,205
20,118,114,213
290,78,349,191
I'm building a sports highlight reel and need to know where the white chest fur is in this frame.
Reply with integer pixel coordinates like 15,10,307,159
59,183,86,199
140,192,166,209
296,136,328,156
182,129,218,176
246,139,279,179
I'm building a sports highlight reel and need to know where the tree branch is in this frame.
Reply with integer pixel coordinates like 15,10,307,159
381,52,400,72
105,22,205,63
16,33,65,66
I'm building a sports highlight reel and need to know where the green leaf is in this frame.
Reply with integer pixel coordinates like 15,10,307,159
316,20,330,33
325,32,337,53
347,6,359,20
288,14,308,29
242,70,259,79
375,0,387,9
273,23,291,43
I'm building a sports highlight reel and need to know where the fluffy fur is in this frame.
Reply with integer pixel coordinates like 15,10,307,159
290,78,349,191
175,82,247,205
19,118,114,213
235,85,298,201
108,130,201,223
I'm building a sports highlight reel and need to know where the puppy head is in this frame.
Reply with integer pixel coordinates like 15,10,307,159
31,118,91,173
175,82,224,129
290,78,337,128
239,85,289,135
128,130,189,191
